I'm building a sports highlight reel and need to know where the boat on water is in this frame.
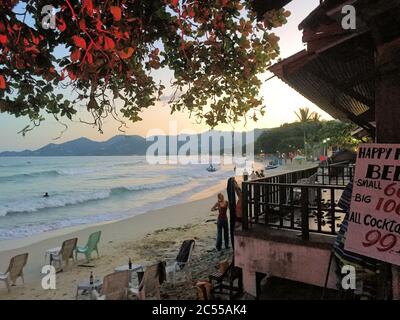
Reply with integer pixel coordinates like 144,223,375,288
265,164,278,170
206,164,217,172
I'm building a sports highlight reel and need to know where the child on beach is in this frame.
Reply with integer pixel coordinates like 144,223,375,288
211,193,230,251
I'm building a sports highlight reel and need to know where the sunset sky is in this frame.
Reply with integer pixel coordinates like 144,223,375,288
0,0,332,152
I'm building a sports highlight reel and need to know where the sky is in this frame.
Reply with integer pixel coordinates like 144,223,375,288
0,0,331,152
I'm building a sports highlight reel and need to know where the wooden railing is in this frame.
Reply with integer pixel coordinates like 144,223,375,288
242,165,350,240
317,161,355,185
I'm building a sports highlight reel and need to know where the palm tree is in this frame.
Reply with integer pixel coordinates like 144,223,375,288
294,107,317,159
294,107,313,123
311,112,322,122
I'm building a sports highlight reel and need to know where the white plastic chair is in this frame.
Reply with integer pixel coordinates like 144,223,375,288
92,271,129,300
0,253,28,292
49,238,77,272
165,239,195,287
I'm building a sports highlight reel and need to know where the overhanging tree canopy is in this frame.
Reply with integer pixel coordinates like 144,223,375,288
0,0,290,134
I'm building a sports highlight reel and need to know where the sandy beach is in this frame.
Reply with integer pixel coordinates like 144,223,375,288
0,163,314,300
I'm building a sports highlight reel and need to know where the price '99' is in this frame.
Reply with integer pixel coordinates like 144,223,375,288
362,230,397,252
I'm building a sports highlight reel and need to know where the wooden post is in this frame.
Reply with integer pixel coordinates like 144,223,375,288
375,37,400,299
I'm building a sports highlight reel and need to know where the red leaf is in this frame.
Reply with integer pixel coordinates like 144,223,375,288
86,52,93,64
96,36,104,47
72,36,87,49
25,46,40,54
67,69,77,80
104,37,115,50
171,0,179,7
117,47,135,60
0,75,6,90
31,34,39,45
0,34,7,45
15,56,24,69
79,19,87,32
96,20,103,32
220,0,229,7
70,48,81,62
188,7,195,18
57,18,66,32
83,0,94,16
110,6,122,21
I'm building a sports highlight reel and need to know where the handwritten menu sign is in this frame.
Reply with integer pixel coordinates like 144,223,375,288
345,144,400,265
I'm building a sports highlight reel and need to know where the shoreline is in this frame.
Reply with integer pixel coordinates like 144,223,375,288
0,162,317,299
0,179,226,253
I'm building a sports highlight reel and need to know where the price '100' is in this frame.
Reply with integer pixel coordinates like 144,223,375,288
362,230,397,252
376,183,400,215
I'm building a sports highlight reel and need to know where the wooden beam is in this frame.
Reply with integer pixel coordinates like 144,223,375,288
302,22,352,43
329,98,376,137
308,69,375,108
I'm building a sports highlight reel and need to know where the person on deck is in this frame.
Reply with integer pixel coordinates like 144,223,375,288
211,193,230,251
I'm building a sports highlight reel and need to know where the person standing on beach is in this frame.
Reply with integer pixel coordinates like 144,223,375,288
211,193,230,251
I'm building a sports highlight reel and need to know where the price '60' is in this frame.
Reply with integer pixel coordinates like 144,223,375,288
376,183,400,215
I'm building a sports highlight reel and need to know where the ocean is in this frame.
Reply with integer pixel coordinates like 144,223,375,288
0,156,236,241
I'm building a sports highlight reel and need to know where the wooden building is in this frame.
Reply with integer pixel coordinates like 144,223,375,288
234,0,400,299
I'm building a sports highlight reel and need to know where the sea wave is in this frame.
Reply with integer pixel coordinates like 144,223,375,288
0,161,149,182
0,177,189,217
0,170,61,182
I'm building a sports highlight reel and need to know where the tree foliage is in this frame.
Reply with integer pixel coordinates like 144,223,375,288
256,120,359,155
0,0,290,133
294,107,316,123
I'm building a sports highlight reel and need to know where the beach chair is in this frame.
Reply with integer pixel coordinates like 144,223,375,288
289,173,318,205
75,231,101,263
130,262,165,300
165,239,195,287
208,259,243,300
0,253,28,292
91,271,130,300
49,238,77,272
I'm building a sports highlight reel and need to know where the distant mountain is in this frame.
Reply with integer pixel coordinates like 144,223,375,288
0,135,147,157
0,129,269,157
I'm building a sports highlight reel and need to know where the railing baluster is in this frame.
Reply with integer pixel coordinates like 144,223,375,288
242,182,249,230
331,188,336,235
301,187,310,240
317,188,322,232
254,184,260,224
290,186,295,228
249,184,253,226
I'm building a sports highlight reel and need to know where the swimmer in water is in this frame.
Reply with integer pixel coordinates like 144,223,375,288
43,192,49,198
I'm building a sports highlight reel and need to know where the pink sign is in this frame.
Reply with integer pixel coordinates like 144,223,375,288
345,143,400,266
